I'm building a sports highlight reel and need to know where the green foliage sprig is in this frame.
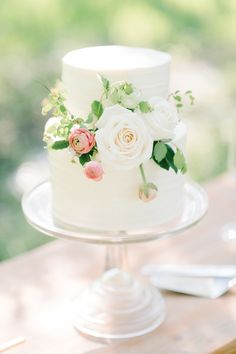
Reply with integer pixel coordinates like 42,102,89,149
152,141,187,174
169,90,195,111
42,82,76,142
97,74,153,113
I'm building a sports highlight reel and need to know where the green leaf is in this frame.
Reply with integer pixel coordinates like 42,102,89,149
97,74,110,92
59,105,67,114
153,142,167,162
51,140,69,150
157,158,170,171
174,95,182,102
91,100,103,118
153,144,178,173
85,113,95,124
174,148,187,173
174,149,185,169
124,82,133,95
152,150,170,171
79,154,91,166
109,88,120,104
139,101,153,113
166,145,178,173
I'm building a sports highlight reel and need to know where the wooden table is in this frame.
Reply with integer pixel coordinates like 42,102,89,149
1,174,236,354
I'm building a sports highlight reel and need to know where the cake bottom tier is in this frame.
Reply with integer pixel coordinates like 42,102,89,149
49,150,185,231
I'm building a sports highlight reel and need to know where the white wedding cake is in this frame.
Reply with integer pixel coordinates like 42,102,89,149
43,46,187,231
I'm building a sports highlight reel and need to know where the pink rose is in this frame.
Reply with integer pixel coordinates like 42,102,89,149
69,127,95,154
84,161,104,182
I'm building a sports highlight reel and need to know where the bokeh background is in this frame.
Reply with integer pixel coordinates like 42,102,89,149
0,0,235,261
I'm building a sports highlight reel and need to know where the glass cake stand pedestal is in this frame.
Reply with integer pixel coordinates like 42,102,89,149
22,180,208,340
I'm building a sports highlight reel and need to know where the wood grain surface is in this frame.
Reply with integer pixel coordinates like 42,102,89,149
0,174,236,354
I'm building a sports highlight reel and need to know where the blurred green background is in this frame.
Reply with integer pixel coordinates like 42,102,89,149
0,0,235,261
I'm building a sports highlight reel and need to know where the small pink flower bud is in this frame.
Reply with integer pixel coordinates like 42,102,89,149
84,161,104,182
139,183,157,202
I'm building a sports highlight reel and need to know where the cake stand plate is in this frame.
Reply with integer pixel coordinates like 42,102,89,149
22,180,208,340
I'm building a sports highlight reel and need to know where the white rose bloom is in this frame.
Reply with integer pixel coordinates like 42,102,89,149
96,105,153,170
143,97,179,140
45,116,61,132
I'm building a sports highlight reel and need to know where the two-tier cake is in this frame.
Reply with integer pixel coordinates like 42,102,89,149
42,46,188,231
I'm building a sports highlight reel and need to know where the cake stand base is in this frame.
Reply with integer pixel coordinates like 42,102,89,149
72,268,165,339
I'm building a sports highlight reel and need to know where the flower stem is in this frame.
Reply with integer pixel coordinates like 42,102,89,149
139,163,147,185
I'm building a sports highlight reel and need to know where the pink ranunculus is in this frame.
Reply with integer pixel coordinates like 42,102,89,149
84,161,104,182
69,127,95,154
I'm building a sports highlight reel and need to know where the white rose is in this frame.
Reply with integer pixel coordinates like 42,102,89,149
45,116,61,131
142,97,179,140
96,105,153,170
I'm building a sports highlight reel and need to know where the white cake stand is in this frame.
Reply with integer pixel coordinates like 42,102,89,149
22,180,208,340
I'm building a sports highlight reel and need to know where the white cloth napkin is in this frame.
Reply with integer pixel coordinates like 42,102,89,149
142,264,236,298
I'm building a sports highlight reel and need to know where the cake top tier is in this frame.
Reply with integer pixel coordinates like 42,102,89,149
62,45,171,116
62,45,171,71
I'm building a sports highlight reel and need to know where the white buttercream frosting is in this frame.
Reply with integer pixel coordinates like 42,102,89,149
62,45,171,116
